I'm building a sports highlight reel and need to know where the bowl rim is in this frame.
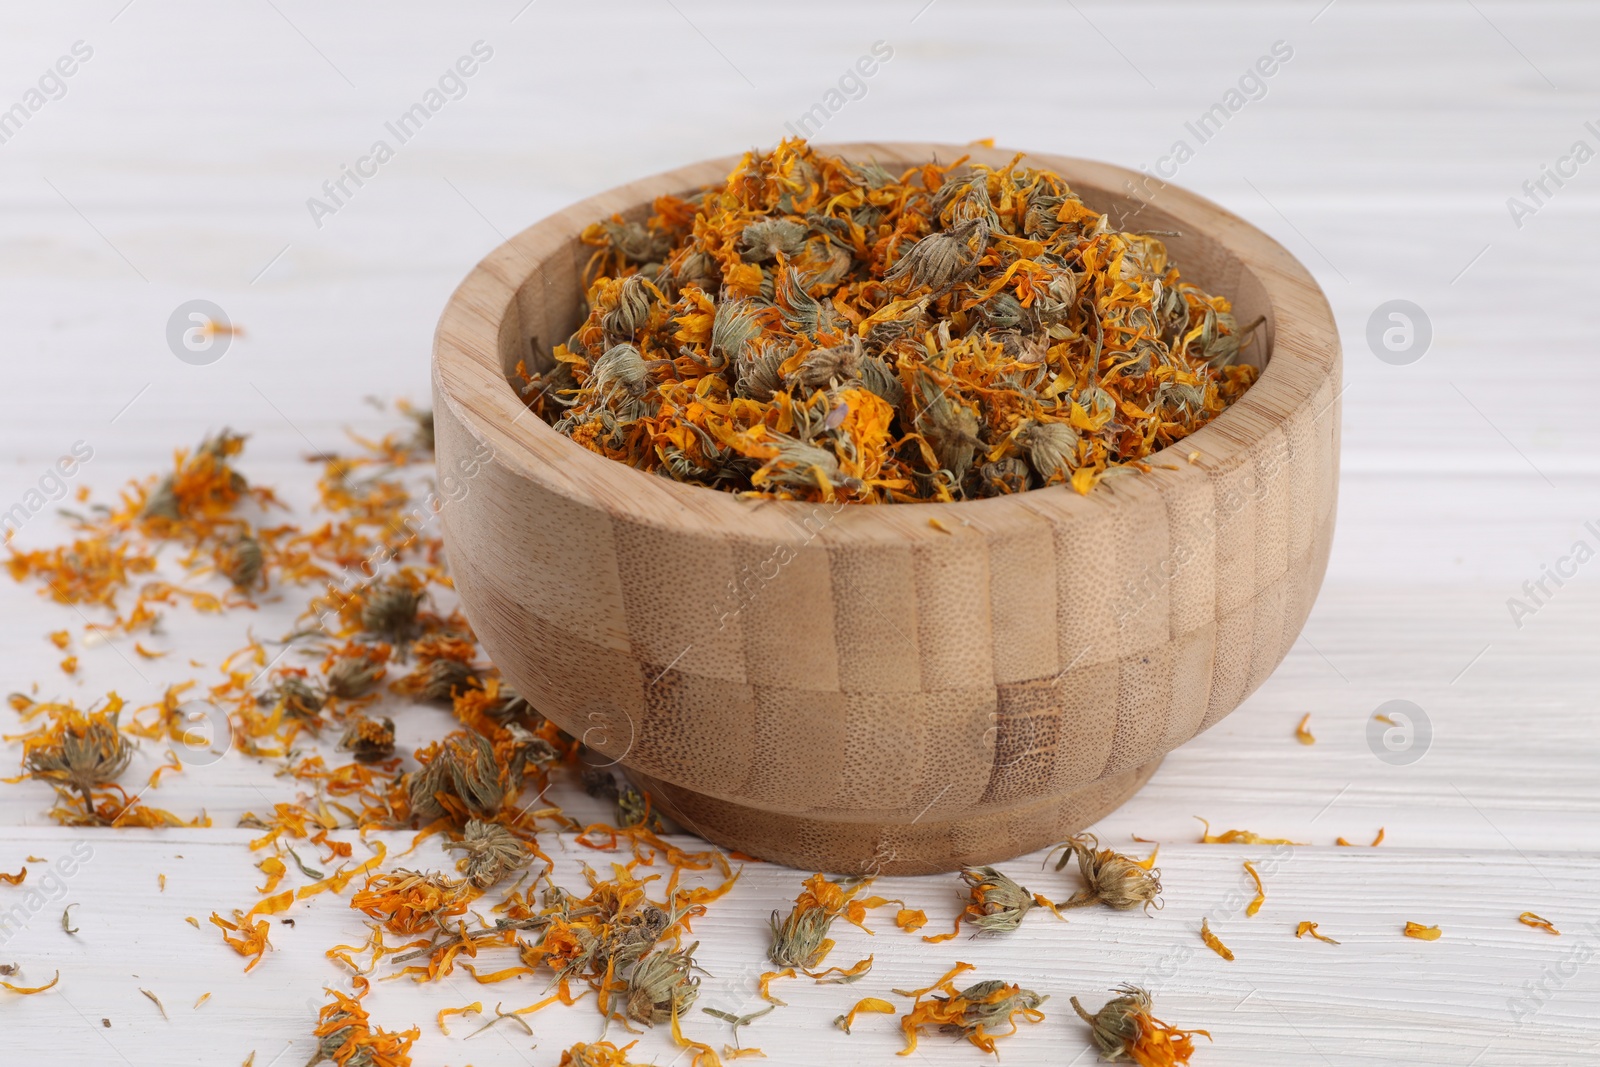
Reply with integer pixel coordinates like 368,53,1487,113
432,141,1340,544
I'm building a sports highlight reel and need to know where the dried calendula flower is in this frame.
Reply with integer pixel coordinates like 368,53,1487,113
1050,834,1162,913
405,656,478,704
351,869,472,936
395,636,482,704
1295,921,1339,944
1070,984,1210,1066
559,1041,649,1067
306,977,419,1067
895,962,1046,1055
24,708,133,820
444,819,530,890
259,674,325,723
885,217,990,292
358,575,424,642
1199,918,1234,961
139,428,250,524
407,731,505,822
768,873,874,969
210,912,272,972
1403,921,1442,941
338,715,395,763
323,643,389,699
623,942,702,1027
925,866,1057,941
215,534,264,590
600,273,660,339
616,784,665,832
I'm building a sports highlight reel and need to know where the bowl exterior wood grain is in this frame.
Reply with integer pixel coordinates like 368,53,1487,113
432,142,1341,875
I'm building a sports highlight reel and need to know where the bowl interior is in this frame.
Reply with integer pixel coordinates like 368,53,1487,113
491,148,1273,416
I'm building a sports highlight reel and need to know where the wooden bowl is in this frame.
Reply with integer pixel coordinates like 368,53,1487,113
432,142,1340,875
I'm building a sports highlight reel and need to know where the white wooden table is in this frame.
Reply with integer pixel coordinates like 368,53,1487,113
3,2,1598,1063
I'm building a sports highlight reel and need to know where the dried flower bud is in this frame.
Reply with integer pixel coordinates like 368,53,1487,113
595,219,672,265
945,979,1047,1035
408,731,504,822
139,477,180,522
776,267,836,339
359,577,423,642
672,248,719,291
1051,834,1163,913
912,375,983,478
26,710,133,820
1071,984,1209,1065
1015,420,1081,484
624,943,702,1026
733,341,790,402
615,784,666,833
596,902,672,974
601,275,657,339
958,866,1040,934
325,648,387,699
215,534,264,590
843,159,898,189
409,657,479,704
884,218,989,292
858,354,905,409
711,299,765,370
977,457,1031,496
338,715,395,763
590,343,652,399
792,338,863,392
260,675,326,722
1157,379,1205,416
740,219,807,263
979,291,1025,329
559,1041,648,1067
769,902,831,970
755,435,845,496
444,818,531,890
897,965,1048,1055
482,682,537,725
1022,193,1069,239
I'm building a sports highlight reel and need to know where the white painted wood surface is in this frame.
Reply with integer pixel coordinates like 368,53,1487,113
2,1,1599,1063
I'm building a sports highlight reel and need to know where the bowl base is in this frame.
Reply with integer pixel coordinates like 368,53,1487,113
627,757,1163,876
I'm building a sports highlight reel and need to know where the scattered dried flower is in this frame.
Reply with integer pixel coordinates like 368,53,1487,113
444,819,530,890
895,962,1046,1055
1070,983,1210,1065
1050,834,1162,913
338,715,396,763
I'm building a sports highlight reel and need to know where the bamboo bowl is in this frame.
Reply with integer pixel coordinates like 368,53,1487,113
432,142,1340,875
